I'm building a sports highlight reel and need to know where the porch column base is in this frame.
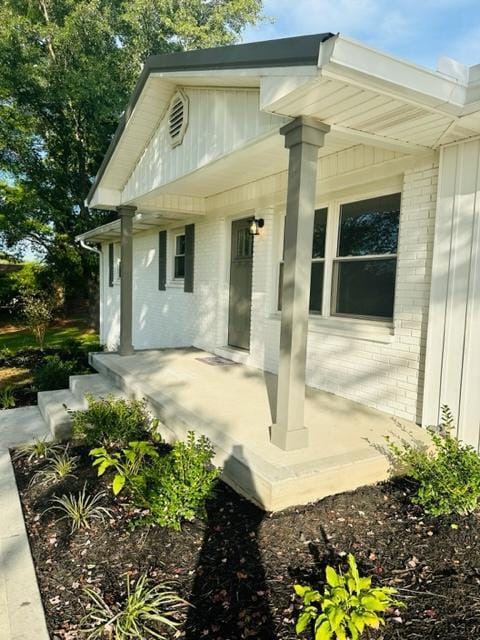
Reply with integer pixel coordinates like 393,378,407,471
270,424,309,451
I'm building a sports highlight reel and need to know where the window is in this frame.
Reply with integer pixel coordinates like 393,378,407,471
276,192,401,322
278,208,327,312
174,233,186,279
332,193,400,320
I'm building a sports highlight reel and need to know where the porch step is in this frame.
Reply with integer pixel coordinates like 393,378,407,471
37,389,82,441
38,374,124,440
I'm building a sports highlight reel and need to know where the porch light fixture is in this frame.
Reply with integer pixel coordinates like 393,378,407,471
249,217,264,236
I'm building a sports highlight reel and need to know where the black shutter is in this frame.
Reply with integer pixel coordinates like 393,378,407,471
108,243,114,287
184,224,195,293
158,230,167,291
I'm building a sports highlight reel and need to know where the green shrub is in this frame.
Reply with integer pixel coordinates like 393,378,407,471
294,554,402,640
387,405,480,516
21,293,55,349
33,354,79,391
0,385,15,409
132,432,219,530
81,573,186,639
72,395,157,447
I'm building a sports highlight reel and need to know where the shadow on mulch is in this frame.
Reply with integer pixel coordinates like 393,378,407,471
185,448,275,639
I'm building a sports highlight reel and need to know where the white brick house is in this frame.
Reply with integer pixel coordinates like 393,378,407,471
79,34,480,453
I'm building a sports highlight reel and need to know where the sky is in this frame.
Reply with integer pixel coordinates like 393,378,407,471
243,0,480,70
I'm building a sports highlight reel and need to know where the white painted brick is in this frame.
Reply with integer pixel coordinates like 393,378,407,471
100,154,438,426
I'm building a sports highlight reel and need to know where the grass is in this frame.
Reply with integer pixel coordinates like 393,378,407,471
0,317,98,353
0,366,32,390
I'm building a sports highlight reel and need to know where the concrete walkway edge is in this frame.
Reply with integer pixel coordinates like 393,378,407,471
0,406,51,640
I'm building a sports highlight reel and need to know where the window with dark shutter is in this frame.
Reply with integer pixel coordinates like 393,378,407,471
184,224,195,293
108,243,114,287
158,230,167,291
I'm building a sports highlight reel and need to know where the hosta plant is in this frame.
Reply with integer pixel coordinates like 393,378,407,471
294,554,402,640
387,405,480,516
46,484,112,533
80,573,187,639
90,440,159,495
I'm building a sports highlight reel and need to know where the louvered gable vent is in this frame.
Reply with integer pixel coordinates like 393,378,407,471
168,91,188,147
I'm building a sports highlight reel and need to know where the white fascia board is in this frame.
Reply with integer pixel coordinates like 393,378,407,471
319,35,467,116
87,187,122,210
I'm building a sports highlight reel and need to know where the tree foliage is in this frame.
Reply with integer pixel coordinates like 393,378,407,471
0,0,263,302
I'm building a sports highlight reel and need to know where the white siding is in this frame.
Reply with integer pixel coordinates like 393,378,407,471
423,141,480,449
122,88,287,202
101,146,439,425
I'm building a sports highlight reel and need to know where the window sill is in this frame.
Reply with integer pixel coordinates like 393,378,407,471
166,281,184,290
268,313,394,344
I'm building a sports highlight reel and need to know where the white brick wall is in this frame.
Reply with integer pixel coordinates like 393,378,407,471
100,153,439,424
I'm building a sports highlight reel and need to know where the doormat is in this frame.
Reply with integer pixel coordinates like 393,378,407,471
196,356,239,367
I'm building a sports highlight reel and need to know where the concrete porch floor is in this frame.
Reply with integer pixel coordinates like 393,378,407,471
91,348,430,511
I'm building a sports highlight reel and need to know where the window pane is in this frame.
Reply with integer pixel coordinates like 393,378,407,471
312,208,328,258
236,228,253,258
334,258,396,318
309,261,324,312
278,261,324,312
174,255,185,278
176,234,186,256
338,194,400,257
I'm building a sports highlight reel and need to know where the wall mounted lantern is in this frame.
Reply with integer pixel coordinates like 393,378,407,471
249,217,265,236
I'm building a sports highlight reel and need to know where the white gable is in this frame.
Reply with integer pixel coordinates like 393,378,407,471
122,87,288,203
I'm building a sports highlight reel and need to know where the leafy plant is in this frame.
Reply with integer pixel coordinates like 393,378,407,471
294,554,402,640
21,293,55,349
132,432,219,530
12,437,63,462
387,405,480,516
0,385,15,409
80,572,187,639
46,484,112,533
90,440,159,495
72,395,158,448
31,449,78,486
33,354,80,391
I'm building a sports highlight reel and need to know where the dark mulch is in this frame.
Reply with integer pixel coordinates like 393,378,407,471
12,446,480,640
0,347,94,407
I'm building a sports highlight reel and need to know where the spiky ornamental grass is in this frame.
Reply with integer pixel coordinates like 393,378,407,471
30,448,78,486
12,437,64,463
81,573,187,639
46,484,112,534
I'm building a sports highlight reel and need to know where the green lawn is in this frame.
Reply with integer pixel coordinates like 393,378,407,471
0,318,99,353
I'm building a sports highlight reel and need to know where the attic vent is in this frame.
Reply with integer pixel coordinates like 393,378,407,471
168,91,188,147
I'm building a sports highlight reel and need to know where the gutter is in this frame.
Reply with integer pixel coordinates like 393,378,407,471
79,239,102,255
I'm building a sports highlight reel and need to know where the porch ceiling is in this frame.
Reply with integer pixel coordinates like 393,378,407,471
129,129,353,211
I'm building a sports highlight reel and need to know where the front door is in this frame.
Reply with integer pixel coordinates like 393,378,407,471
228,218,253,350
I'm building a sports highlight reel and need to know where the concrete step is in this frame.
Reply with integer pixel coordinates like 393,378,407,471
37,389,83,441
38,374,126,441
69,373,125,405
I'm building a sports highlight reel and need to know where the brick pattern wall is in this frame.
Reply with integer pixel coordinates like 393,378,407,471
101,157,438,424
260,159,439,422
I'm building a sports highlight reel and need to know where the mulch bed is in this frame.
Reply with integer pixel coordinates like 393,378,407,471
12,446,480,640
0,347,93,407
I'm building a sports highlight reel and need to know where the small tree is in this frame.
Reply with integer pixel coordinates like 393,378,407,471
21,293,55,349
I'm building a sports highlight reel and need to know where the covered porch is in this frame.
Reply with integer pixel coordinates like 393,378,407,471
91,348,430,511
